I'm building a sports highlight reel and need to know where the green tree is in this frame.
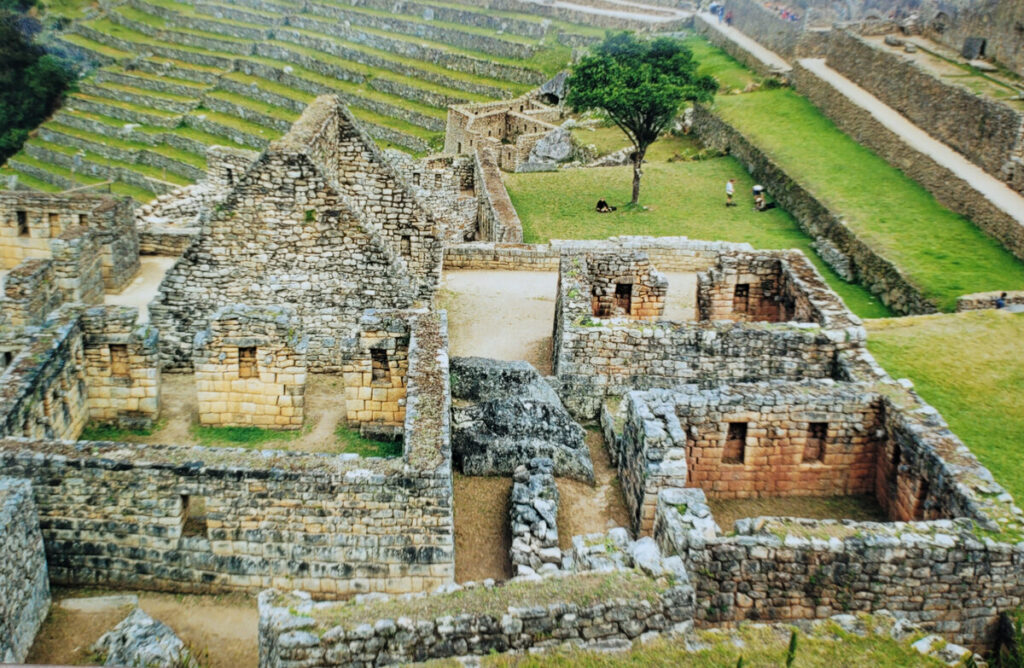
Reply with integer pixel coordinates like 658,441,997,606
566,32,717,204
0,10,75,164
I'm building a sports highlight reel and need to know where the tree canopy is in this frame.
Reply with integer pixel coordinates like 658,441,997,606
0,9,75,164
566,32,718,204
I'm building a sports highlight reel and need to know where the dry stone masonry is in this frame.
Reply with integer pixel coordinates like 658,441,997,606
509,458,562,577
0,478,50,665
193,305,308,430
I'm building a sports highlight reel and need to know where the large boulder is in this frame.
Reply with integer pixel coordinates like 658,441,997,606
451,357,593,482
93,608,196,668
527,126,573,164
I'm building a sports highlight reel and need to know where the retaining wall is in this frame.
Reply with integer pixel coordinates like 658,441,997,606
0,478,50,665
692,104,937,315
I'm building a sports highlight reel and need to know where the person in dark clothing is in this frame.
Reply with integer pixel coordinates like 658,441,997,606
996,292,1008,309
596,198,616,213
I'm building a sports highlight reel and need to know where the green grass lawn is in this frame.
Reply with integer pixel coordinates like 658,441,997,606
714,88,1024,312
866,310,1024,503
505,149,891,318
684,33,763,93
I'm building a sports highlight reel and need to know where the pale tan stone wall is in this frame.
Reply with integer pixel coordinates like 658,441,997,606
343,316,410,429
193,306,307,430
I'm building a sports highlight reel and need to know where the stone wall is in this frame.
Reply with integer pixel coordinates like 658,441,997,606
791,58,1024,260
0,478,50,664
0,310,89,441
0,259,63,328
509,458,561,577
341,311,410,432
585,251,667,320
693,13,792,78
386,151,478,244
257,531,695,666
0,192,139,292
696,253,823,323
692,104,937,315
921,0,1024,78
81,306,161,430
474,146,524,243
823,30,1024,194
956,289,1024,311
0,309,454,598
654,487,1024,650
445,96,560,173
717,0,813,59
193,305,307,430
50,227,104,307
553,245,866,418
149,97,440,371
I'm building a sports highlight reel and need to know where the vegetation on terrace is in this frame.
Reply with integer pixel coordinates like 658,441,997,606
505,131,892,318
2,0,587,199
866,310,1024,503
713,88,1024,312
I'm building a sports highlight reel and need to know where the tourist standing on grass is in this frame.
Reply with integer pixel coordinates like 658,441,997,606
725,179,736,207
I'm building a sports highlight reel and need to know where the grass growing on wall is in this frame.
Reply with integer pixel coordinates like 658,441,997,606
714,88,1024,312
190,424,304,448
683,34,763,93
504,146,892,319
79,421,159,441
335,423,403,458
866,310,1024,503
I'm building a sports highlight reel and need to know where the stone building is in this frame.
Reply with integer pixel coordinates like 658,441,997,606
444,96,560,171
149,95,444,376
193,305,306,430
0,191,139,292
583,251,668,320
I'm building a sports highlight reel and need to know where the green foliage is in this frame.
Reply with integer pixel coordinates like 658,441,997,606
191,424,303,448
786,629,799,667
0,10,75,163
334,423,403,458
566,31,717,203
80,421,157,441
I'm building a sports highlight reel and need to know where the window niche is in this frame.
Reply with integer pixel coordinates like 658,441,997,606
723,422,747,464
109,344,130,378
180,494,208,537
371,348,390,383
803,422,828,463
614,282,632,314
238,346,257,379
733,283,750,313
16,210,28,237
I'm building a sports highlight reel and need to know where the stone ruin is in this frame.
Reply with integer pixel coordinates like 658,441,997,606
0,93,1022,666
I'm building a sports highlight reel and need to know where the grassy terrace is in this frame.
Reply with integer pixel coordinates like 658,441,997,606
866,310,1024,502
5,0,590,198
713,89,1024,312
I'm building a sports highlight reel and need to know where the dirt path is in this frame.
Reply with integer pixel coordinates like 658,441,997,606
441,270,557,375
799,58,1024,230
28,589,257,668
662,271,697,321
557,428,632,547
453,473,513,583
104,256,177,324
696,12,793,72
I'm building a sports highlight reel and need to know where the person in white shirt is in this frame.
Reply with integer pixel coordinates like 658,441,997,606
725,179,736,207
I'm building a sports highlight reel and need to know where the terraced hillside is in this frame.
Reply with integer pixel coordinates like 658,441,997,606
1,0,644,201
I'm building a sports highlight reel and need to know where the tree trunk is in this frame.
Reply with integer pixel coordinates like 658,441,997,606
631,147,646,205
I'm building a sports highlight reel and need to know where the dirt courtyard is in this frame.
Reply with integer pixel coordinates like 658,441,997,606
28,589,257,668
104,255,177,323
440,269,696,376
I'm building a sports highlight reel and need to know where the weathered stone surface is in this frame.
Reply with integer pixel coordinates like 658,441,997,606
509,458,561,575
451,357,592,482
0,478,49,665
525,125,573,166
93,608,196,668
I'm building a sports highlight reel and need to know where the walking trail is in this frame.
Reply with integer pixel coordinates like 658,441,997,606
799,57,1024,231
696,12,793,73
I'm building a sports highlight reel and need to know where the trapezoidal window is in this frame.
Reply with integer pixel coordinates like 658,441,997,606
614,283,632,314
371,348,390,383
109,344,130,378
412,172,420,186
226,168,234,185
400,235,412,258
77,213,88,227
733,283,750,313
803,422,827,463
16,210,28,237
181,494,208,537
48,213,60,237
723,422,747,464
1,350,12,369
434,173,442,188
238,346,256,379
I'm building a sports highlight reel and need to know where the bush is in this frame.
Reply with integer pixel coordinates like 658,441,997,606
0,9,75,163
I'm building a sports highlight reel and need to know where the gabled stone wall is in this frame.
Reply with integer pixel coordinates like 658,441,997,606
0,478,49,665
50,227,104,307
697,252,824,323
149,98,435,372
386,151,478,243
585,251,668,320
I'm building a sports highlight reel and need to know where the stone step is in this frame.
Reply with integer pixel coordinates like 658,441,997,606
182,110,278,149
200,90,297,133
22,139,188,195
6,154,157,202
53,33,133,66
72,21,237,70
109,5,257,56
